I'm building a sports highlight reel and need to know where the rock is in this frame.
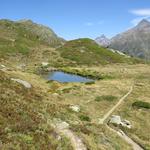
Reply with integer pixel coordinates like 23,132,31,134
109,115,132,129
0,64,10,71
121,120,132,129
11,78,32,88
0,64,6,68
69,105,80,112
42,62,49,67
52,93,59,96
110,115,121,124
55,121,69,130
16,64,26,70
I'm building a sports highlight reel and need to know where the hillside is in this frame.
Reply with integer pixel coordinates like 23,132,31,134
0,19,64,62
0,70,73,149
57,38,141,66
110,19,150,60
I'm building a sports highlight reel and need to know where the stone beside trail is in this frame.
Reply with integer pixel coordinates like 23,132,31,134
11,78,32,88
52,121,87,150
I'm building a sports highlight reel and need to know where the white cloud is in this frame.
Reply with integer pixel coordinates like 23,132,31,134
85,22,94,26
129,9,150,26
130,8,150,16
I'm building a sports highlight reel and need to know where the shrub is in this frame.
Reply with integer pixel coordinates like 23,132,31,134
95,95,117,102
79,115,91,122
132,101,150,109
85,81,95,85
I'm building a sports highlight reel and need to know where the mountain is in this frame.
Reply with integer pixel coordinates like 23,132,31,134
0,19,66,66
57,38,140,66
110,19,150,60
95,34,111,47
17,19,65,46
0,19,64,57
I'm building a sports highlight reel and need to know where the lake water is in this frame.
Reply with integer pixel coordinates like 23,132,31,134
43,71,94,83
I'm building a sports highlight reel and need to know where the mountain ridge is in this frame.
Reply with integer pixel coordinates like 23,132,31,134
109,19,150,60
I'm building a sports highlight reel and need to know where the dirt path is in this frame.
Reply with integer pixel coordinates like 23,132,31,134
98,84,143,150
51,85,143,150
99,86,133,124
52,121,87,150
106,125,143,150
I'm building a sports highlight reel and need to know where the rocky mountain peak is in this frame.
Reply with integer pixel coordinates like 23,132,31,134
136,19,150,28
95,34,110,47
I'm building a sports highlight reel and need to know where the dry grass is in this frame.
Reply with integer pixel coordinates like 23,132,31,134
1,63,150,149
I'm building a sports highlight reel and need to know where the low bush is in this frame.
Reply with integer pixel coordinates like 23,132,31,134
79,115,91,122
95,95,117,102
132,101,150,109
85,81,95,85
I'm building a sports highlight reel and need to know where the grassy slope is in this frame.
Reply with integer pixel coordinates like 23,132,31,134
1,63,150,149
59,65,150,149
0,70,73,149
0,19,64,64
57,38,141,66
0,67,133,150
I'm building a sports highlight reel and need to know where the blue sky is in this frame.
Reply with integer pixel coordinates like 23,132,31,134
0,0,150,40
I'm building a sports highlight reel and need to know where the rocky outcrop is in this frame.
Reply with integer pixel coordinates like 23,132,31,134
110,19,150,60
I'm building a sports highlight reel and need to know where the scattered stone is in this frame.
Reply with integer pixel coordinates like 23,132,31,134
55,121,69,130
0,64,6,68
121,120,132,129
56,135,61,140
80,50,85,53
109,115,121,124
11,78,32,88
52,93,59,96
0,64,8,71
69,105,80,112
109,115,132,129
41,62,49,67
16,64,26,70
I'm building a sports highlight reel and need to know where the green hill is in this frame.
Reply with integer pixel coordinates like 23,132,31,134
57,38,141,66
0,19,64,59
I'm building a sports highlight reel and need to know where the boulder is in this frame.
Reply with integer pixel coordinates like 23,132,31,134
11,78,31,88
110,115,121,124
121,120,132,129
69,105,80,112
109,115,132,129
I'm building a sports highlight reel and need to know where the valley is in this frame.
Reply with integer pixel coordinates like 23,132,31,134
0,18,150,150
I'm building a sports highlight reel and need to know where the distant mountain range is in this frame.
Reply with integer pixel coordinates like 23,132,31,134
95,19,150,60
95,35,110,48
